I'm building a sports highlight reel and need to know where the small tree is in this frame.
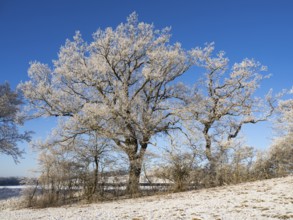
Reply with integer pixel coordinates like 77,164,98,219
153,133,198,192
260,92,293,177
71,134,112,200
0,82,31,162
266,135,293,176
31,129,113,203
275,91,293,135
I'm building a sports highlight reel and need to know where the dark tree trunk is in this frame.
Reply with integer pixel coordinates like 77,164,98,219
127,157,142,196
126,142,147,196
92,155,99,195
204,128,217,185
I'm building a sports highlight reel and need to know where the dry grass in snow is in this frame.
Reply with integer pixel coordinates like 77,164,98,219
0,176,292,220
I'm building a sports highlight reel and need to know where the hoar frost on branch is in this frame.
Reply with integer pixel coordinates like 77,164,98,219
32,128,115,201
275,88,293,134
19,12,275,194
183,43,275,179
252,90,293,178
0,83,31,162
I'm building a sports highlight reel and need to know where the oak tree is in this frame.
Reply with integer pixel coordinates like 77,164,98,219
185,43,275,181
19,13,196,194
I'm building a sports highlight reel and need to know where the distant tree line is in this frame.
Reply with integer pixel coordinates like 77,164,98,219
0,177,22,186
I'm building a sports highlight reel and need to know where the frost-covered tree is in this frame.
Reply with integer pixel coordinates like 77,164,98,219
185,43,275,179
32,132,112,204
19,13,196,195
154,135,198,192
275,89,293,135
19,13,275,193
0,82,31,162
266,90,293,176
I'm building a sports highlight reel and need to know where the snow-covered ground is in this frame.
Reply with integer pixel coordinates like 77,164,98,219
0,176,292,220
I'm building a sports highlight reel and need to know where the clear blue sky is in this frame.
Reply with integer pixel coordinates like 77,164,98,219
0,0,292,177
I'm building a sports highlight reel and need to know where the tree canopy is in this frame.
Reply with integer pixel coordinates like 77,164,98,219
0,82,31,162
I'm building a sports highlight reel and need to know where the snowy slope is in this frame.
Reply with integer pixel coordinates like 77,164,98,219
0,176,292,220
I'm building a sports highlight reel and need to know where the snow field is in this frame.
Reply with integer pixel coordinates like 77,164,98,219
0,176,292,220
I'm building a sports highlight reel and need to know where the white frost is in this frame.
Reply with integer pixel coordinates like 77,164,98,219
1,176,292,220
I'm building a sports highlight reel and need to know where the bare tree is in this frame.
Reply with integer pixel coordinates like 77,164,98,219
274,90,293,135
152,131,199,191
185,44,275,182
31,128,114,202
0,82,31,162
263,91,293,177
72,134,112,199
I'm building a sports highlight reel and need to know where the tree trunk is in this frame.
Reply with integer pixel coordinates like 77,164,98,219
92,155,99,196
127,157,142,196
204,130,217,185
126,142,147,196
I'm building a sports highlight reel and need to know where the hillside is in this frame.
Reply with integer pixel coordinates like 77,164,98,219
0,176,292,220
